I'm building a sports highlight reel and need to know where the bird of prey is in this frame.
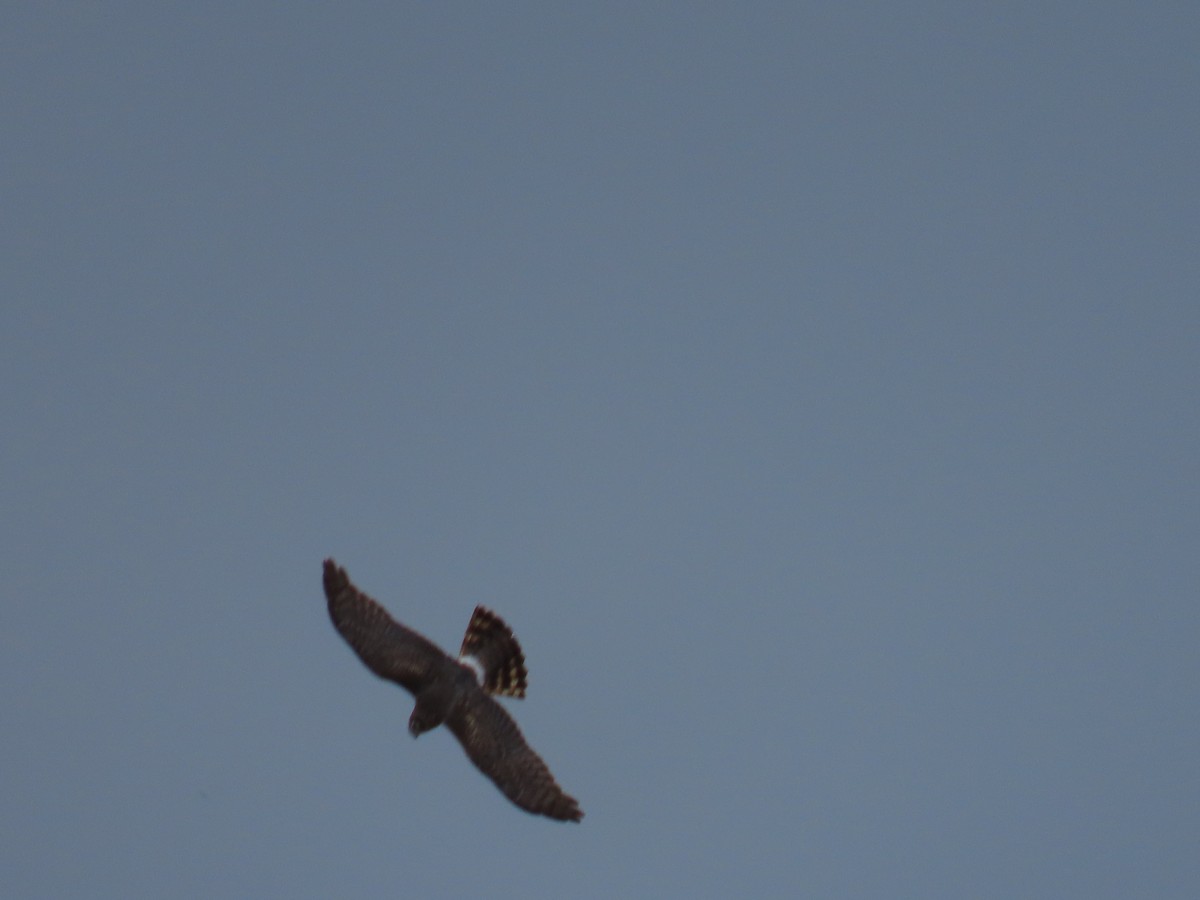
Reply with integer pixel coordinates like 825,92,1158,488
323,559,583,822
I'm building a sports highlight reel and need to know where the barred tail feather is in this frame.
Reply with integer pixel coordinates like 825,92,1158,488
458,605,528,698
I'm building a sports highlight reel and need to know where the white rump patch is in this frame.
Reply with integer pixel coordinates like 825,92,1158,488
459,654,484,683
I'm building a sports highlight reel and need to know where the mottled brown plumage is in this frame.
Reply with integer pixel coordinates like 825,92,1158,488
323,559,582,822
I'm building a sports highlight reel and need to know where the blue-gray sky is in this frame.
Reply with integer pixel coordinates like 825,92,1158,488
3,4,1197,897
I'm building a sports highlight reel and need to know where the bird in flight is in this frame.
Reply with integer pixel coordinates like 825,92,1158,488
323,559,583,822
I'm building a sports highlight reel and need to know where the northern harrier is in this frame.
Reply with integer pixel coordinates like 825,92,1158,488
323,559,583,822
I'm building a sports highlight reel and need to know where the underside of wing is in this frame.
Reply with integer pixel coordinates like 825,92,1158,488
323,559,447,695
447,689,583,822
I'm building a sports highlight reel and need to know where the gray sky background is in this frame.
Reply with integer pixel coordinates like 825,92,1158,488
3,4,1197,898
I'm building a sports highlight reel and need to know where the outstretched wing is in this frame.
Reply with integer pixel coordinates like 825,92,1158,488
323,559,449,695
446,689,583,822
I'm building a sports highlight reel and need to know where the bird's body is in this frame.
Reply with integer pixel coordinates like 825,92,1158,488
323,559,583,822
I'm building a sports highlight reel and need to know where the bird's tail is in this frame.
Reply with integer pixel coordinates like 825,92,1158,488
458,606,528,698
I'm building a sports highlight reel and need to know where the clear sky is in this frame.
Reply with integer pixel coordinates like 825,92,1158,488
3,4,1197,897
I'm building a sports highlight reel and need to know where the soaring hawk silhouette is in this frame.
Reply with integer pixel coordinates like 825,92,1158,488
323,559,583,822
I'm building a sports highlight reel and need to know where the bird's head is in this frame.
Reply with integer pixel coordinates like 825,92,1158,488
408,708,434,737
